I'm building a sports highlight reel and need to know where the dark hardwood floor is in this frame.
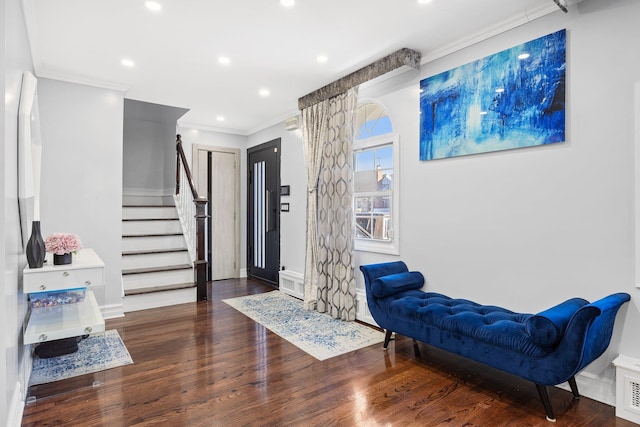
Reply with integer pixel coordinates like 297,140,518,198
22,278,635,426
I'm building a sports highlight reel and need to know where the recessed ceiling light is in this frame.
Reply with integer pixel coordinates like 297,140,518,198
218,56,230,65
121,58,135,67
216,116,225,122
518,53,530,60
280,0,295,7
145,1,162,11
495,88,505,93
259,88,270,97
316,54,328,64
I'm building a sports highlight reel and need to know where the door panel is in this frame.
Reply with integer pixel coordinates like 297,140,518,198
192,145,240,281
211,151,237,280
247,139,280,284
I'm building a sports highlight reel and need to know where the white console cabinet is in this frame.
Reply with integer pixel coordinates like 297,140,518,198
23,248,105,345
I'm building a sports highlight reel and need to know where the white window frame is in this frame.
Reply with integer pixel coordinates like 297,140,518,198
354,133,400,255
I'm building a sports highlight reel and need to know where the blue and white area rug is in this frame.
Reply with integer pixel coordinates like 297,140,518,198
223,291,385,360
29,330,133,386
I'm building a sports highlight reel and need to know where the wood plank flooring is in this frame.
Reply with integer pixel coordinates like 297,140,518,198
22,278,635,426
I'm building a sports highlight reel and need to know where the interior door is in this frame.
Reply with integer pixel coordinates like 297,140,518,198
247,139,281,284
195,145,240,281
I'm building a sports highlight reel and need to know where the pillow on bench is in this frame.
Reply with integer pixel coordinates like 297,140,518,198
525,297,589,346
371,271,425,298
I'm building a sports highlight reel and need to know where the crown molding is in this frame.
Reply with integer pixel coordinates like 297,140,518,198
35,70,130,92
21,0,42,73
421,3,560,64
178,121,249,136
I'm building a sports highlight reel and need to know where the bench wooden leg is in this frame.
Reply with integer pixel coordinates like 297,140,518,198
535,383,556,422
383,330,393,350
568,376,580,399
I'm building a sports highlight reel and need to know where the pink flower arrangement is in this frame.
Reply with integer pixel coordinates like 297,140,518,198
44,233,83,255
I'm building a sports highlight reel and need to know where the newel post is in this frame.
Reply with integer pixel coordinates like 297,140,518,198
194,197,208,301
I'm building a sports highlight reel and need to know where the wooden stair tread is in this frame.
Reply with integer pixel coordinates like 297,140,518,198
122,218,179,222
122,248,188,256
122,206,174,208
124,282,195,296
122,264,192,275
122,232,183,238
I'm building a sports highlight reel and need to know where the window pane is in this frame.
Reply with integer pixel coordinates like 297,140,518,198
354,150,374,172
355,102,393,140
375,146,393,169
355,197,371,214
354,195,392,241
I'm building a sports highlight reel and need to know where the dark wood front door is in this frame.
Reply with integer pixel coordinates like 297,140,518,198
247,139,281,284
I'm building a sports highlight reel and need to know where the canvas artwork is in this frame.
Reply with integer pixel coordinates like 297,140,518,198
419,29,566,161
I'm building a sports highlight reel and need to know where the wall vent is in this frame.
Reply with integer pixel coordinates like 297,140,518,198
613,355,640,423
284,116,299,131
629,377,640,411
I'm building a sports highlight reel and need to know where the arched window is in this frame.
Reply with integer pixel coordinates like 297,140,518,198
353,101,399,254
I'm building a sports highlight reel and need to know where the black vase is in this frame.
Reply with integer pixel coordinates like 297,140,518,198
26,221,46,268
53,252,73,265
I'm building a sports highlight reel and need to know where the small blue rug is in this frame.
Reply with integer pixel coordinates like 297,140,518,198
29,330,133,386
223,291,385,360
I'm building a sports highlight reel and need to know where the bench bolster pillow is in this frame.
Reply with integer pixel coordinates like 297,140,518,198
371,271,425,298
525,297,590,346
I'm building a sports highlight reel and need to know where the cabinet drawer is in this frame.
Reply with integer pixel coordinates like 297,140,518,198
24,267,103,293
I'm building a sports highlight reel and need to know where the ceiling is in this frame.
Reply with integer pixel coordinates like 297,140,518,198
23,0,566,135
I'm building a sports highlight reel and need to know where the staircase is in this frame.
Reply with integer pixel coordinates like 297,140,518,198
122,197,197,312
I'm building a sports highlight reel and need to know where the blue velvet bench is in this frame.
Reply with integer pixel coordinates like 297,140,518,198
359,261,630,421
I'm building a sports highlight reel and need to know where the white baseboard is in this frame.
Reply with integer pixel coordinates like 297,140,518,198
355,289,379,327
556,370,616,406
240,268,248,278
101,302,125,319
7,381,25,427
122,188,171,197
123,287,197,312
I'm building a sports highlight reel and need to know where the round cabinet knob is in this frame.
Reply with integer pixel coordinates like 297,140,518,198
39,334,47,341
84,327,92,334
63,272,69,277
39,284,46,290
85,280,92,286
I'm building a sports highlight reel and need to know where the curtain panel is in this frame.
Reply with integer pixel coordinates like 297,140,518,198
301,88,358,320
301,100,329,311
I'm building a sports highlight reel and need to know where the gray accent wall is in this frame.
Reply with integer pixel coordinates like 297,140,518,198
123,99,189,196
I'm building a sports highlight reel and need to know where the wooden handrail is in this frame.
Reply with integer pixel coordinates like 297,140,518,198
176,134,200,200
176,134,208,301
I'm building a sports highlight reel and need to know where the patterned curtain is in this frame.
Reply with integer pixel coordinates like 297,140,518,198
315,88,359,320
301,100,329,311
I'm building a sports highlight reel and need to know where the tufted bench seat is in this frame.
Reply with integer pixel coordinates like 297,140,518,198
360,261,630,421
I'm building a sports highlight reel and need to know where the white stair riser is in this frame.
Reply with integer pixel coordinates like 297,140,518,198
122,251,191,270
122,220,182,235
123,269,193,291
122,235,187,252
124,287,197,312
123,206,178,220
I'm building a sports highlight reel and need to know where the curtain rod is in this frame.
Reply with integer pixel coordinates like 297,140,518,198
298,47,421,110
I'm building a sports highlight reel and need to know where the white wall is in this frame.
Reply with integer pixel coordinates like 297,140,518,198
247,121,307,275
38,79,125,317
257,2,640,405
2,0,34,424
177,126,248,270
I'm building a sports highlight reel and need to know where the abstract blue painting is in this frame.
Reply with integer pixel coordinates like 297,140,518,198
419,29,566,161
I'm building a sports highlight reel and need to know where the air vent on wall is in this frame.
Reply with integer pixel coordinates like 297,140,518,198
285,116,299,131
614,355,640,424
